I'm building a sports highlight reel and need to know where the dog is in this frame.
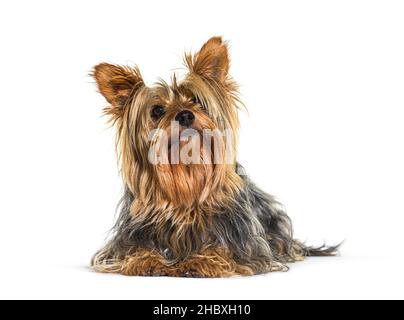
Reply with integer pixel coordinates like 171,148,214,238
91,36,338,277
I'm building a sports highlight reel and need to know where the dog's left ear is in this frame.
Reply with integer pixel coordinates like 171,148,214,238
92,63,144,108
186,36,230,83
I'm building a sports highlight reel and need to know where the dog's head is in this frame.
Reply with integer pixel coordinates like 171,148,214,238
93,37,243,205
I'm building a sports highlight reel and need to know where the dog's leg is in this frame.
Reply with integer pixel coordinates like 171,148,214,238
173,248,256,278
120,249,176,276
119,248,254,277
95,247,286,277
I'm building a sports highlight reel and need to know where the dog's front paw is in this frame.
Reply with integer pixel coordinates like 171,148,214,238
182,269,204,278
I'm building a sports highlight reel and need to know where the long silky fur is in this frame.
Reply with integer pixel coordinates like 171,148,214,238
91,37,339,277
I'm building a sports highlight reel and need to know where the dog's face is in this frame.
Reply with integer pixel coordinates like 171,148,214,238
93,37,243,205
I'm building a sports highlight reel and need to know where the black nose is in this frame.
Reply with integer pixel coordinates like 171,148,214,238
175,110,195,127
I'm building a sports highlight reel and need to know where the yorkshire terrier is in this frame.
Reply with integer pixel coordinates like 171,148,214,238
91,36,338,277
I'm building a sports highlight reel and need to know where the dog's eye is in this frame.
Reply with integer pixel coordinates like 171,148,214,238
192,96,207,111
191,96,200,105
151,105,166,119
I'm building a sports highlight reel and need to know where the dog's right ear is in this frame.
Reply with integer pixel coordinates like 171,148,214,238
92,63,144,110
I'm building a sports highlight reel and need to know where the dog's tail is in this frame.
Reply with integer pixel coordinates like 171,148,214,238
295,241,343,257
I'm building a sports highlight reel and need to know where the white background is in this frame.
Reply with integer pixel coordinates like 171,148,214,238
0,0,403,300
